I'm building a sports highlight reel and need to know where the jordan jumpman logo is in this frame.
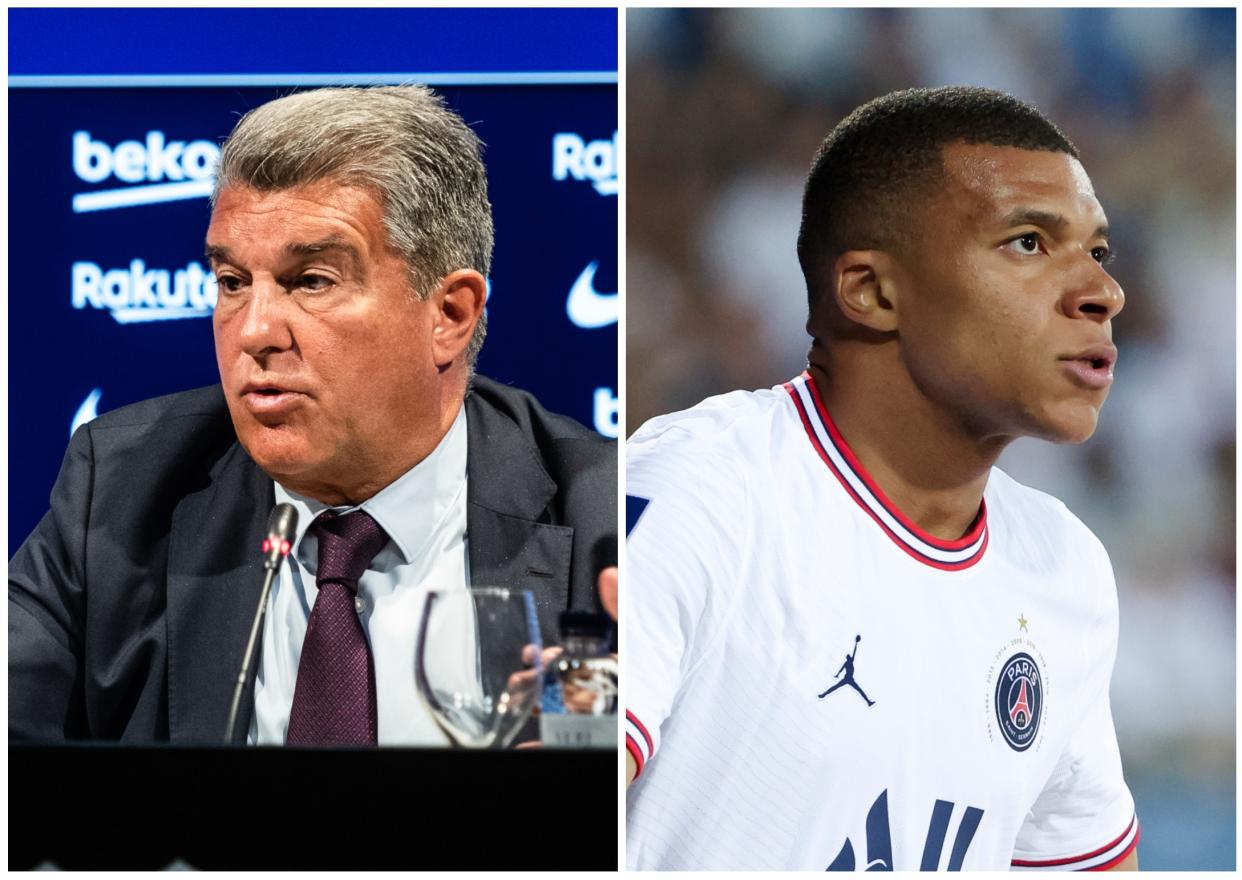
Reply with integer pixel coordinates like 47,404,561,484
818,634,875,707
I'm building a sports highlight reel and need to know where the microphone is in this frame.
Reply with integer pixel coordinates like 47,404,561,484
261,503,297,571
224,503,298,744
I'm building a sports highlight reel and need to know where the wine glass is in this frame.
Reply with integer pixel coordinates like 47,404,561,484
415,587,543,748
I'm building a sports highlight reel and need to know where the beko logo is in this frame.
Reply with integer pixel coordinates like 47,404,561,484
552,132,617,196
72,131,219,213
72,260,218,323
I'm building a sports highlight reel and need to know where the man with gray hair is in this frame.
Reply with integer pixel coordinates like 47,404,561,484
10,85,616,746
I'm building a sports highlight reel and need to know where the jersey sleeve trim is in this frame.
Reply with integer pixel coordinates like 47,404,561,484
625,710,655,779
1011,815,1139,871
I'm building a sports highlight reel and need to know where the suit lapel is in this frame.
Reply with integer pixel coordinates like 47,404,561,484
464,393,572,647
166,442,273,744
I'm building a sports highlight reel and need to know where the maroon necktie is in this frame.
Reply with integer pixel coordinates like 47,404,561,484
286,510,389,746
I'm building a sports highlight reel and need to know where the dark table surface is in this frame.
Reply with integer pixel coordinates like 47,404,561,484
9,743,618,870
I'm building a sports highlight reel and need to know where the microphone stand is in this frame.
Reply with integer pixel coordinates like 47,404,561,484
224,504,297,744
223,564,282,745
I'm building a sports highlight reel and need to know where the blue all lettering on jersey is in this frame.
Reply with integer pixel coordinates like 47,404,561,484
827,790,985,871
626,494,650,537
994,652,1043,752
827,789,892,870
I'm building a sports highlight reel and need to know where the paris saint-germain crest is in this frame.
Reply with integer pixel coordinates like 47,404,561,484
994,652,1042,752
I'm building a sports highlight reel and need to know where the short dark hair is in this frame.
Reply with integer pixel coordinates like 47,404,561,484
797,86,1078,315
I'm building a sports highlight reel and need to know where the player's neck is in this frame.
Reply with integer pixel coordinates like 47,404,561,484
807,359,1007,542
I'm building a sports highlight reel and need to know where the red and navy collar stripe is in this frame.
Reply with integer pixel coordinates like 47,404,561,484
784,372,988,572
1011,815,1140,871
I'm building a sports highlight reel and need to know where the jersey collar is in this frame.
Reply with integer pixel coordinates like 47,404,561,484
784,371,988,571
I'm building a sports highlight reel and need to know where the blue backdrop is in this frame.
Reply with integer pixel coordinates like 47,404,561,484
8,9,618,553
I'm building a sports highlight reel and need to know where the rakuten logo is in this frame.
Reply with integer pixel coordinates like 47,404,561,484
72,260,217,323
72,131,219,213
552,132,617,196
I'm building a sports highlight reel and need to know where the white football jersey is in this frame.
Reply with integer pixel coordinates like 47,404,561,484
625,372,1138,871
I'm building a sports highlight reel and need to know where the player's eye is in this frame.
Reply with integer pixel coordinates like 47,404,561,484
1090,246,1115,267
1005,232,1044,256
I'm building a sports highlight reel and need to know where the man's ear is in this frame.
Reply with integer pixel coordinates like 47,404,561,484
430,269,487,368
831,250,900,333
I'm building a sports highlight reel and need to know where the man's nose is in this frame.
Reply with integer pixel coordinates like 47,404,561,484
237,278,295,356
1062,254,1125,323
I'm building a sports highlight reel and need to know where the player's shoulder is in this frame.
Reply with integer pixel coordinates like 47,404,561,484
628,385,790,481
629,384,792,453
986,466,1113,572
986,467,1099,538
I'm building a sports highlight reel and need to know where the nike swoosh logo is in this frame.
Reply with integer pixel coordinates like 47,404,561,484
866,858,890,870
71,388,103,437
565,261,617,329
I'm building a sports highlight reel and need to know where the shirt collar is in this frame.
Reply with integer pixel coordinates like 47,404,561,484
274,404,469,568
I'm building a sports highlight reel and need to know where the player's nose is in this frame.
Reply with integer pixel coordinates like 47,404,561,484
1062,253,1125,323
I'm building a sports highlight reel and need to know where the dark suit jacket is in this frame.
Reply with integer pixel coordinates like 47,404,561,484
9,376,616,743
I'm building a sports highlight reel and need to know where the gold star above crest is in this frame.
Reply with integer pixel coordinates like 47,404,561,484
1018,613,1029,632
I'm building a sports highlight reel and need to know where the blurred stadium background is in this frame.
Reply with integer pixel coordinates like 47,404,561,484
627,8,1235,870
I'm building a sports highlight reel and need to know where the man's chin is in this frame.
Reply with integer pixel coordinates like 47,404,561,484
1030,403,1102,445
234,430,322,483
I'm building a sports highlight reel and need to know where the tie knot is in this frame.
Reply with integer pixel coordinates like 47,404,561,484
312,510,389,593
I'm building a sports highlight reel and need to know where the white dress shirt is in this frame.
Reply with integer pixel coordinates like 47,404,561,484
249,406,469,746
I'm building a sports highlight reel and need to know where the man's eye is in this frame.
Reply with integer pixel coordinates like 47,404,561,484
298,274,333,291
1091,246,1114,266
1006,233,1043,256
216,275,244,294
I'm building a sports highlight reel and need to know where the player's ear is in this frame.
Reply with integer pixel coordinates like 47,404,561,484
832,250,899,334
429,269,487,369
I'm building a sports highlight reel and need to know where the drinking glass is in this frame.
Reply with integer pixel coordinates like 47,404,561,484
415,587,543,748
